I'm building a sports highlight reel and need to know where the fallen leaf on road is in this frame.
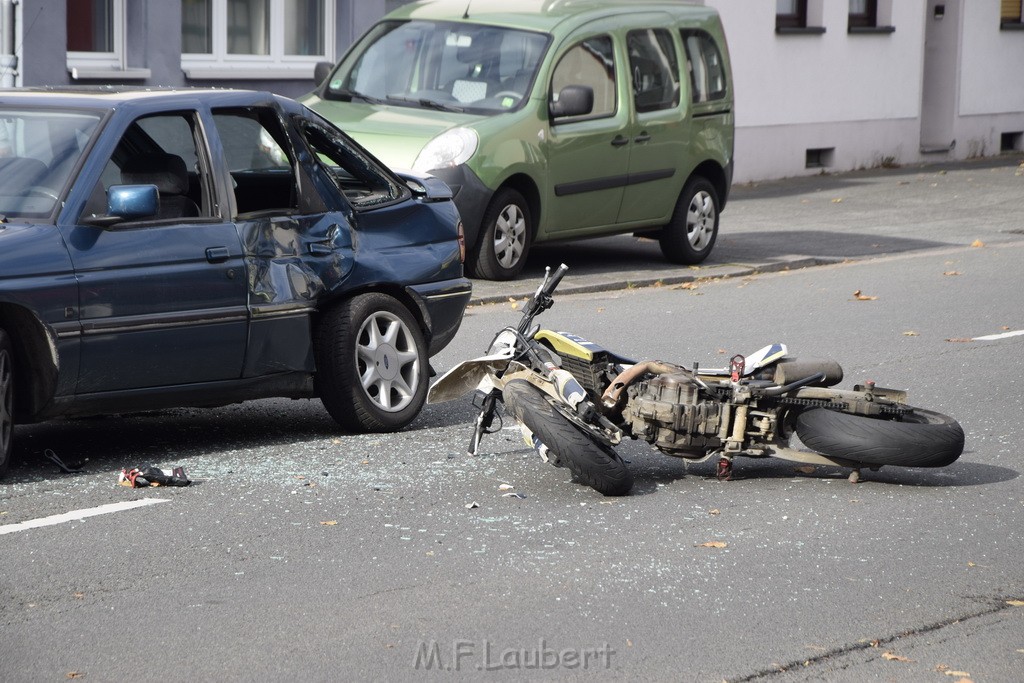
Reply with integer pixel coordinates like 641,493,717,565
697,541,728,548
943,271,962,276
320,520,338,526
943,672,971,678
498,484,514,491
882,652,914,662
970,239,985,248
795,466,816,474
1006,599,1024,606
677,282,698,290
831,197,843,203
852,290,878,301
66,673,84,680
945,338,973,343
903,331,919,336
709,509,721,515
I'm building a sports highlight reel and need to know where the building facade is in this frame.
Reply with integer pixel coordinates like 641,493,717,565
1,0,1022,183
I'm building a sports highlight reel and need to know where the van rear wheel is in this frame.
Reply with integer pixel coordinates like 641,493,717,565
660,177,719,264
468,188,531,281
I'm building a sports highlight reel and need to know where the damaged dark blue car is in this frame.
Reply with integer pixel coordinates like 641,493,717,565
0,88,472,475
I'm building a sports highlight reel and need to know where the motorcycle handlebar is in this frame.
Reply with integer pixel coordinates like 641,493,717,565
541,263,569,298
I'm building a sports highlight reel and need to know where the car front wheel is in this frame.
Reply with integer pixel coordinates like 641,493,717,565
0,329,13,477
314,293,428,432
659,177,719,265
468,187,532,280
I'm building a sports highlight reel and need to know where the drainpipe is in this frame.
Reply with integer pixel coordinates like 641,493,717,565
0,0,16,88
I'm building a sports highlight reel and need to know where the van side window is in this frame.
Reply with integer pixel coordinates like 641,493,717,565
626,29,680,113
551,35,615,121
681,30,727,103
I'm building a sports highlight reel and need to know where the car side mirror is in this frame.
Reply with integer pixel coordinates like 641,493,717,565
83,184,159,227
315,61,334,87
549,85,594,119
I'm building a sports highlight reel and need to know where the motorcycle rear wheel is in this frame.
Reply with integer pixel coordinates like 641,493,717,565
502,380,633,496
795,407,964,468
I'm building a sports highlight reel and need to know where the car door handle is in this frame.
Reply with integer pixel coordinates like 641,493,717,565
611,135,629,147
634,132,651,143
205,246,230,263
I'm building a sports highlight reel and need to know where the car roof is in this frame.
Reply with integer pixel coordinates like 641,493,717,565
389,0,718,33
0,87,288,112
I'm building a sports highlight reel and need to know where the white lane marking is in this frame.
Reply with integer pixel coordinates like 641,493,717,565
973,330,1024,341
0,499,169,536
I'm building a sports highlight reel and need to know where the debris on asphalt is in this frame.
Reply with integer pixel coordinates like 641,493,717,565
43,449,86,474
465,501,480,509
118,465,191,488
502,492,526,499
498,483,514,491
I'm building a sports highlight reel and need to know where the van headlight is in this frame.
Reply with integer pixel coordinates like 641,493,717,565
413,127,478,172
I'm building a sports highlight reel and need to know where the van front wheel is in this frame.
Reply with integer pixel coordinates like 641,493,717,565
660,177,719,264
468,188,532,280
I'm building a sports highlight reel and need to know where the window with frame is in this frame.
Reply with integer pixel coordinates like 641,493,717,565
551,36,616,122
182,0,334,79
626,29,680,114
681,31,727,104
1001,0,1024,27
776,0,808,29
67,0,123,71
848,0,877,28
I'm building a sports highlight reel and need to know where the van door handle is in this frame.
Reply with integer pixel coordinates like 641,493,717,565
634,132,651,143
205,246,230,263
611,135,629,147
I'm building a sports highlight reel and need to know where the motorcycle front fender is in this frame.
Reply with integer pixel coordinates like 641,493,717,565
427,351,515,404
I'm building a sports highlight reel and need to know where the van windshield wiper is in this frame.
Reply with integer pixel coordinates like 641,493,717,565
331,88,385,105
386,95,465,113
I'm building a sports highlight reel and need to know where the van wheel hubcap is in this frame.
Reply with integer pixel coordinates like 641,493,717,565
493,204,527,269
687,190,716,251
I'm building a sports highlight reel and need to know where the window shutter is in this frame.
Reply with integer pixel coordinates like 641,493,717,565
1002,0,1022,22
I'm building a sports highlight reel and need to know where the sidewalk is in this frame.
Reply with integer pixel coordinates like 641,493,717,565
469,154,1024,304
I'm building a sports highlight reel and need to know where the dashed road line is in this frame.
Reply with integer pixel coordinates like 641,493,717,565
0,499,169,535
973,330,1024,341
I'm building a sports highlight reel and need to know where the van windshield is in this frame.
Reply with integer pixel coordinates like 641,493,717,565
326,20,549,115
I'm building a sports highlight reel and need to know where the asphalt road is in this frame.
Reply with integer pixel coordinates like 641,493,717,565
1,158,1022,682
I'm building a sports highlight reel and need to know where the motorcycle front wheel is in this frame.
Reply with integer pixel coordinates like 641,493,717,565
502,380,633,496
795,407,964,468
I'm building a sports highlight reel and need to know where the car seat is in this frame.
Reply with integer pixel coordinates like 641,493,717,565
120,152,200,219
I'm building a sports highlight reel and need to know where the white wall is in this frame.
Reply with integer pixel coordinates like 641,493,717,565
959,4,1024,115
703,0,1024,182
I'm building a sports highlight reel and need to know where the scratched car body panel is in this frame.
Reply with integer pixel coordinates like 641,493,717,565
0,88,471,475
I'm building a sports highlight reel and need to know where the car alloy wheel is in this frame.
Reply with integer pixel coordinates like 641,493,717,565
355,310,421,413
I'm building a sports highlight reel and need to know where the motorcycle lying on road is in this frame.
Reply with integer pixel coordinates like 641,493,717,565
428,265,965,496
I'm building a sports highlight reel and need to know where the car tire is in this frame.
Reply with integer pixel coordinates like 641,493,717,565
468,187,532,281
659,177,719,265
0,329,14,477
314,293,428,433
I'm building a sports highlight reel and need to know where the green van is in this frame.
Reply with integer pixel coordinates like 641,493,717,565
303,0,734,280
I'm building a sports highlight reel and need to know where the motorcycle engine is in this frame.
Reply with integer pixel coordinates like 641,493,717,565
626,371,723,455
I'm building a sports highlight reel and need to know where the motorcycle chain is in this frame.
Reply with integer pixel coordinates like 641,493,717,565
778,396,910,416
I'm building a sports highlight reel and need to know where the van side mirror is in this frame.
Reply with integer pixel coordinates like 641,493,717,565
315,61,334,87
549,85,594,119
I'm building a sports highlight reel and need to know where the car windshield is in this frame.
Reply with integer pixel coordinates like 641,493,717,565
327,20,549,115
0,108,102,217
